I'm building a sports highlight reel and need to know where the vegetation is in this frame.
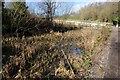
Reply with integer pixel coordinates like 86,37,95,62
2,1,113,79
2,27,111,78
112,17,120,26
60,2,119,25
2,2,31,36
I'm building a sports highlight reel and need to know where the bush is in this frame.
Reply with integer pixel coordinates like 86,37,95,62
112,17,120,26
2,2,30,36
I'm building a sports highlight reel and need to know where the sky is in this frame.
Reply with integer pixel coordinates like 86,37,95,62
4,0,110,15
25,0,108,15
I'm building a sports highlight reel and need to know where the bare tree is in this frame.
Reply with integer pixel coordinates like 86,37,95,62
37,1,73,22
38,0,60,22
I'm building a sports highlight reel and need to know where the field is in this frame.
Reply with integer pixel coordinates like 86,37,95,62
2,25,111,78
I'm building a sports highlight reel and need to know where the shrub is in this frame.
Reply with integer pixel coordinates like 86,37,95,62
112,17,120,26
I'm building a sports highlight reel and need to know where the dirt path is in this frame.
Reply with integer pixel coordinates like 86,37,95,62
104,27,119,78
90,27,119,78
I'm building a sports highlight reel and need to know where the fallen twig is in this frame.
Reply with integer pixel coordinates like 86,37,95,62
61,49,75,77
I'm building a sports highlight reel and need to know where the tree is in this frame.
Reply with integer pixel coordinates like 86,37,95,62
10,2,29,36
37,0,73,21
2,2,31,36
79,2,119,22
38,0,58,22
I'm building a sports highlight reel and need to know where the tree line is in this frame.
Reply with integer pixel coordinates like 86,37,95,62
2,1,60,37
57,2,120,25
79,2,119,24
2,1,75,37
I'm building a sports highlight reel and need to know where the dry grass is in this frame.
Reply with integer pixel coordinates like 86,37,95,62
2,26,111,78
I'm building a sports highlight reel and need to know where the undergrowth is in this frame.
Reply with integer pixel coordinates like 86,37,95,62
2,26,111,78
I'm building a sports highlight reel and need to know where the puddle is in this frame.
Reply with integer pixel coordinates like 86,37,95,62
55,37,85,55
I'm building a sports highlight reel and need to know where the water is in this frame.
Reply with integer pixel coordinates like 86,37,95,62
55,34,86,55
76,48,81,54
56,40,85,55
